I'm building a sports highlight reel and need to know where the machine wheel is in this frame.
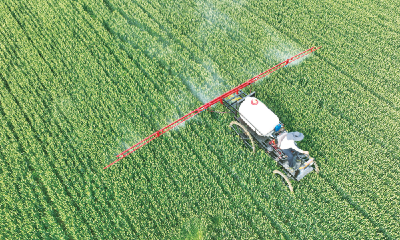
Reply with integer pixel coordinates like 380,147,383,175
273,170,293,193
229,121,255,154
314,162,320,173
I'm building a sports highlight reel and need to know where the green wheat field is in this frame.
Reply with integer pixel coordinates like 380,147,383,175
1,0,399,239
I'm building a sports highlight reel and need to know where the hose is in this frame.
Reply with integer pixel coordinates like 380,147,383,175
206,109,233,114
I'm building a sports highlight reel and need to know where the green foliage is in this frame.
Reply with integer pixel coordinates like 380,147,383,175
0,0,399,239
178,216,206,240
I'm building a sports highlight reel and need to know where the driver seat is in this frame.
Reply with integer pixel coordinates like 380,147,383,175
276,132,288,148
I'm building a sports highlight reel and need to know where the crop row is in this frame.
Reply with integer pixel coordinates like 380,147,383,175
64,0,310,237
245,0,400,108
0,0,256,238
2,0,399,238
57,0,398,237
81,0,306,236
261,64,399,238
204,106,382,239
93,0,289,93
1,0,171,238
214,0,400,237
117,0,395,236
211,0,400,164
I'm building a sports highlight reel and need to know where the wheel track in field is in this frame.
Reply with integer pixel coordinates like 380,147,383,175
317,170,392,238
243,0,400,109
0,115,48,239
156,0,398,237
3,0,396,237
175,126,267,238
233,2,398,238
2,0,222,236
62,1,212,237
93,0,399,238
308,105,400,230
71,0,396,238
106,0,400,185
223,0,400,172
145,143,236,238
0,76,75,238
75,0,344,236
184,115,294,238
1,1,131,238
89,0,390,238
47,1,157,237
84,2,273,236
159,134,245,238
131,0,267,83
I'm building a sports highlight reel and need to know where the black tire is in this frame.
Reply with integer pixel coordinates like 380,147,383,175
314,162,320,173
229,121,255,154
273,170,293,193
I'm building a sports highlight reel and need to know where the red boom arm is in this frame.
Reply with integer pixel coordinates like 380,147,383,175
104,46,321,169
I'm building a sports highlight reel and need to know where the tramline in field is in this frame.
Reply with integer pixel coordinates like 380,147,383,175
104,47,321,192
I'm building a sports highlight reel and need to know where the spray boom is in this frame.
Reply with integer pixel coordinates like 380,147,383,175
104,46,321,169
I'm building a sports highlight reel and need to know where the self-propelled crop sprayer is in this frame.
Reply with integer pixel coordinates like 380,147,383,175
105,47,321,192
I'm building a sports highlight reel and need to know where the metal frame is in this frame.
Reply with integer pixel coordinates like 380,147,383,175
223,89,315,182
104,47,321,169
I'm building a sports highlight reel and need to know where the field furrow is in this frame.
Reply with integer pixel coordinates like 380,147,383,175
244,0,400,110
1,0,399,238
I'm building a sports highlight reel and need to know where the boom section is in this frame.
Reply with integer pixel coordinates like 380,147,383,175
104,46,320,169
